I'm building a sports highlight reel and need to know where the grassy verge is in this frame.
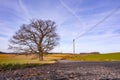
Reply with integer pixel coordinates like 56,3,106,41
0,63,43,71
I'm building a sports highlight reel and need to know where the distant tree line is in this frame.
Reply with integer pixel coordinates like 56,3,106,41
80,52,100,55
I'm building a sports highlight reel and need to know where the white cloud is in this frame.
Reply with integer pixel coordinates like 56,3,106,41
0,37,9,52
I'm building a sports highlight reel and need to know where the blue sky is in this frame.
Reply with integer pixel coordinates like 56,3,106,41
0,0,120,53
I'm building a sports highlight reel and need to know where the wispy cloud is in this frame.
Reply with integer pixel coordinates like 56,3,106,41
0,0,120,53
0,37,9,52
18,0,31,20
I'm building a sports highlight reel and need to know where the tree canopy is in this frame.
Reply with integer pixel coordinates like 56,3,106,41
9,19,59,60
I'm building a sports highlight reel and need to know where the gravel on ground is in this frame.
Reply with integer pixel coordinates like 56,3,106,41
0,60,120,80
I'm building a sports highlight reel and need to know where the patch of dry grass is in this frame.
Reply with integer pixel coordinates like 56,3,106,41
44,53,73,61
0,53,72,64
1,53,120,64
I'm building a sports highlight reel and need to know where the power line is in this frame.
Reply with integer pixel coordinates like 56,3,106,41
73,39,75,53
75,6,120,40
73,6,120,54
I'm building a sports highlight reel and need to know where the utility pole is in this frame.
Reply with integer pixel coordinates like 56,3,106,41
73,39,75,54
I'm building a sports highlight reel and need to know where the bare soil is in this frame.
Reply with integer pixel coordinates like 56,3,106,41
0,60,120,80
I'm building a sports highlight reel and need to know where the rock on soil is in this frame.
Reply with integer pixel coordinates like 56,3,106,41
0,60,120,80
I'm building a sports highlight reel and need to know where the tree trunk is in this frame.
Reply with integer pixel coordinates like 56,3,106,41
39,53,43,61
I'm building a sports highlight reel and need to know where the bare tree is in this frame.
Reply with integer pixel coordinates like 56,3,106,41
9,19,59,61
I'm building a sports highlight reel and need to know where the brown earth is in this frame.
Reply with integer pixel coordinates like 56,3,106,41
0,61,120,80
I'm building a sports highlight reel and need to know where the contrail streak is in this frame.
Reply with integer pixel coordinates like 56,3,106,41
59,0,84,26
18,0,30,20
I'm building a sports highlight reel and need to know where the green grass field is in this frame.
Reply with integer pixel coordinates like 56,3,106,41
67,52,120,61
